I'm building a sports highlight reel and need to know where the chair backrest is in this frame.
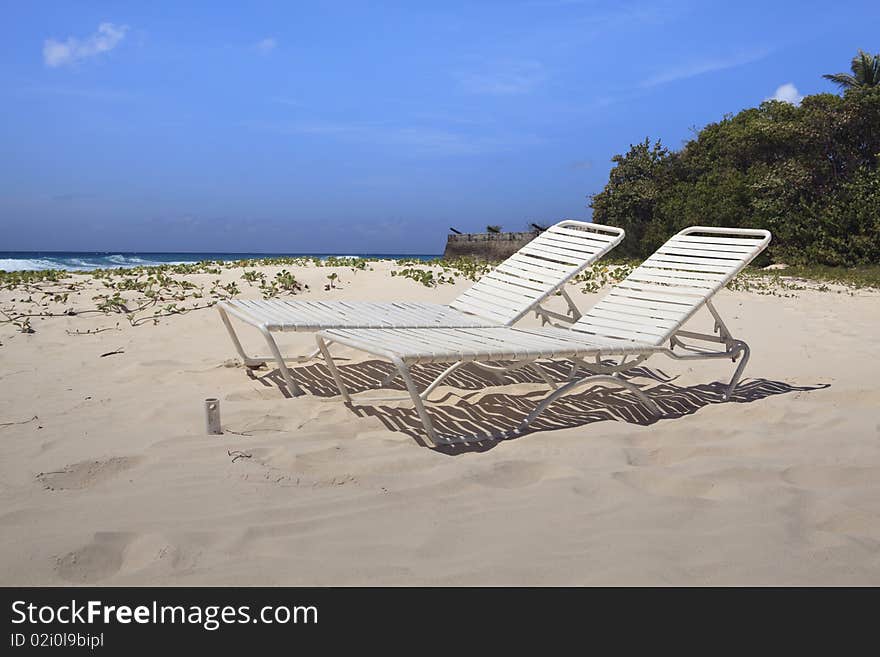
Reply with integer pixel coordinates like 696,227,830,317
448,221,625,325
572,226,771,345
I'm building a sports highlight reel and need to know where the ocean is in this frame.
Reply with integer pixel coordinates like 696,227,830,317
0,251,440,272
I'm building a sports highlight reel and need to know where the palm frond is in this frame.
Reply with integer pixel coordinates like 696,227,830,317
824,50,880,89
868,52,880,86
851,50,871,81
822,72,859,89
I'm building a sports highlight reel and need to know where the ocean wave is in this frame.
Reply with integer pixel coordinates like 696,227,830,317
66,258,107,269
107,254,152,265
0,252,436,272
0,258,68,272
0,255,197,272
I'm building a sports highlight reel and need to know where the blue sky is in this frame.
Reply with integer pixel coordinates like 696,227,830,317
1,1,877,254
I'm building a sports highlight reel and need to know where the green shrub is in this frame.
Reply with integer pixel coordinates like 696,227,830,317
590,86,880,266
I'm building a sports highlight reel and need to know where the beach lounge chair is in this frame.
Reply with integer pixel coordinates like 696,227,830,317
217,221,624,396
314,227,771,446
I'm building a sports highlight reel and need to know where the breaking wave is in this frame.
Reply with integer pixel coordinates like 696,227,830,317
0,254,194,272
0,252,438,272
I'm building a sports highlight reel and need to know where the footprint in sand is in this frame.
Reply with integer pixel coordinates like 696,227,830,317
57,533,204,583
56,532,130,583
623,446,721,467
285,446,347,473
467,460,561,489
233,446,360,488
815,508,880,541
613,470,716,499
137,359,183,368
782,465,880,489
36,456,139,491
224,389,283,401
222,414,290,437
121,534,202,574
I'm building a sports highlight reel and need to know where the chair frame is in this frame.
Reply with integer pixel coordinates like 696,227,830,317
314,227,771,446
217,221,625,396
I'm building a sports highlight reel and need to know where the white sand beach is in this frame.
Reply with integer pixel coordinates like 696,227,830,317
1,261,878,585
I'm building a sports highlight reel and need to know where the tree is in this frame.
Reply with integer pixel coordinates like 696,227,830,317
822,49,880,90
588,138,670,256
589,87,880,266
486,225,502,233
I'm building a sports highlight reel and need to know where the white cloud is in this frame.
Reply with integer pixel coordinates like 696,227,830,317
43,22,128,68
255,37,277,54
641,48,770,88
458,61,546,95
767,82,803,105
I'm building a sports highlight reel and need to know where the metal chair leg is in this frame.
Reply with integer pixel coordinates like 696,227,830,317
259,325,304,397
316,336,350,403
515,373,661,435
217,305,267,367
723,340,750,401
392,356,441,447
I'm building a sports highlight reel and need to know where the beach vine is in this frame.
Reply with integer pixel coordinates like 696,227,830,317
1,256,873,337
390,257,493,287
0,256,382,334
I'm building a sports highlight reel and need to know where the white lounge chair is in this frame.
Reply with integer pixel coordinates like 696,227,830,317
217,221,624,395
315,227,772,446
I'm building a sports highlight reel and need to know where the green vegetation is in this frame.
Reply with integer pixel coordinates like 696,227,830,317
1,252,876,339
0,255,499,334
823,49,880,90
573,261,637,293
390,267,454,287
590,51,880,268
0,257,325,332
571,259,880,295
390,257,492,287
262,270,304,298
762,263,880,289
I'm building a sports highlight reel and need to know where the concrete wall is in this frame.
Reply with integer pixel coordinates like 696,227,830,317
443,231,538,261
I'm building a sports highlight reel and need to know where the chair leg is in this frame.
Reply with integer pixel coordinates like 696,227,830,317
515,373,661,435
418,361,465,401
470,359,538,385
258,326,304,397
527,363,559,390
378,361,465,399
559,288,583,320
380,368,400,386
299,347,322,362
391,356,441,447
723,340,750,401
316,336,350,403
319,344,442,446
217,305,267,367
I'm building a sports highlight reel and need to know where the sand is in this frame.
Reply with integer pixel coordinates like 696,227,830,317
1,261,878,585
